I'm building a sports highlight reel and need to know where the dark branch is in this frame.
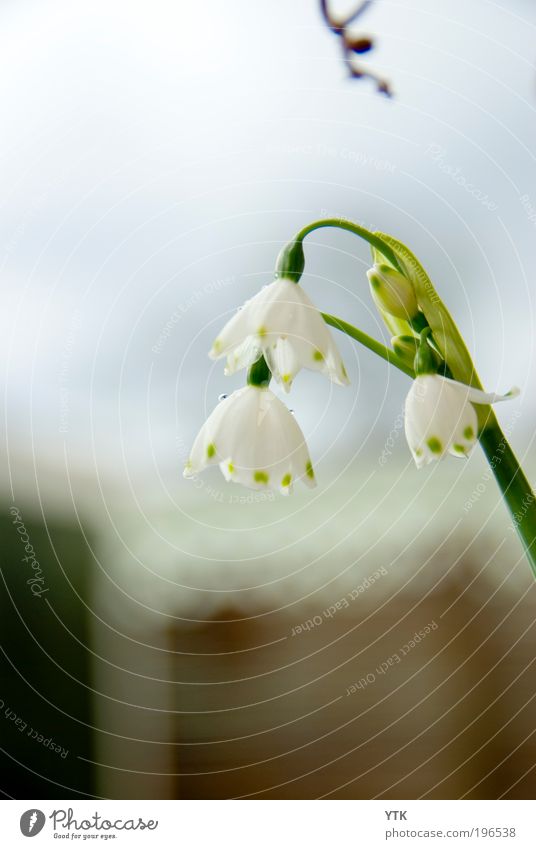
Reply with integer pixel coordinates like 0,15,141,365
320,0,392,96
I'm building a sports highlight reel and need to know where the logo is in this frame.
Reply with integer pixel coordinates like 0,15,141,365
20,810,46,837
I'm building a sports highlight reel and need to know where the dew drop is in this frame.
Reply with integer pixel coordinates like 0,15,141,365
289,409,295,415
218,393,228,402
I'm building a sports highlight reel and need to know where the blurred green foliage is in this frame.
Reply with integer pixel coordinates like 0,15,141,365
0,506,94,798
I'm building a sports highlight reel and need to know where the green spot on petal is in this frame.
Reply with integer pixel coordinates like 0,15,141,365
228,462,235,474
463,426,474,440
212,339,222,353
257,326,267,337
207,443,216,458
313,349,324,362
453,444,466,454
282,373,292,383
415,448,423,457
427,437,442,454
341,364,348,379
306,460,315,479
281,473,292,487
253,470,269,484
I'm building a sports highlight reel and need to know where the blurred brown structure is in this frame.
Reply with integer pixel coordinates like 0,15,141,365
4,457,535,800
168,577,535,799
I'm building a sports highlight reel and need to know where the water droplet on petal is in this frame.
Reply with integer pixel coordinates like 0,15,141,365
289,409,295,415
218,393,228,402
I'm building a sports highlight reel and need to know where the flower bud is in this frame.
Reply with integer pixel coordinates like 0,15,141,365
367,263,418,319
391,334,418,366
414,328,439,376
275,239,305,283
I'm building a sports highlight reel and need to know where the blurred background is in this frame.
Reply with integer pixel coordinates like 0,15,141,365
1,0,536,799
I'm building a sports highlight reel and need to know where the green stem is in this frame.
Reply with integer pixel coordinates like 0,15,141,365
322,313,415,378
277,217,536,580
275,219,414,376
293,218,404,273
327,312,536,579
275,218,415,376
478,412,536,579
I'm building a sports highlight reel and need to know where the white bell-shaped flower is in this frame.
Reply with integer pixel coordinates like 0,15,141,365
209,277,349,392
183,385,316,494
405,374,519,468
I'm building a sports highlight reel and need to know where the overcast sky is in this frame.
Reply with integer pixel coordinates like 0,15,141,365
1,0,536,500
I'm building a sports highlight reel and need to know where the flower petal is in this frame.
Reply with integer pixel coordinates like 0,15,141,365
183,392,238,475
184,385,316,493
209,276,348,388
224,336,261,375
441,377,520,405
405,375,473,467
448,400,477,458
263,336,305,392
209,307,250,360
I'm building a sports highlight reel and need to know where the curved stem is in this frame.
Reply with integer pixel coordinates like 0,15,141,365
293,218,404,273
278,218,536,579
478,413,536,579
322,312,415,378
327,310,536,579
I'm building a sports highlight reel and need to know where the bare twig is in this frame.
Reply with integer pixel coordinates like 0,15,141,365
320,0,392,96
